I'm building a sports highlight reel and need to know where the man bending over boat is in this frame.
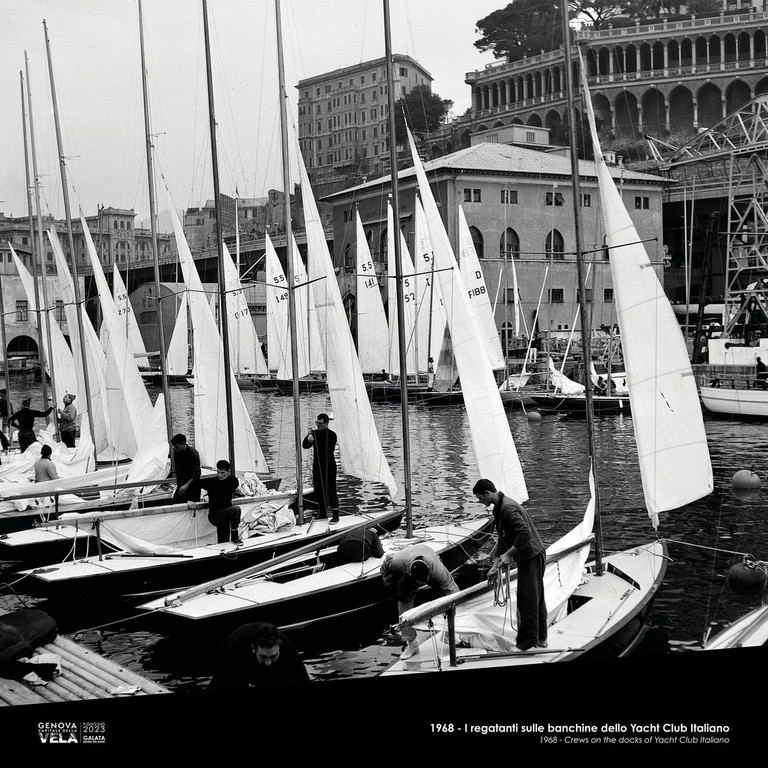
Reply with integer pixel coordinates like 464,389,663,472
189,458,242,545
381,543,459,661
170,433,201,503
473,478,548,652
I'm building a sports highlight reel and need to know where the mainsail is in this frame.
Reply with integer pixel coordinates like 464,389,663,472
579,54,712,524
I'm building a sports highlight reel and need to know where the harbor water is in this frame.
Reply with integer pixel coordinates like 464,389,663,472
1,383,767,693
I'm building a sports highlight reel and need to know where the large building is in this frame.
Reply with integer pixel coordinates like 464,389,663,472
323,141,669,344
426,10,768,160
297,54,433,199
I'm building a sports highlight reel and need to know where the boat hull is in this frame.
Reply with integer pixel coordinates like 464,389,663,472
530,394,631,413
139,516,493,637
703,604,768,649
382,539,667,675
699,385,768,420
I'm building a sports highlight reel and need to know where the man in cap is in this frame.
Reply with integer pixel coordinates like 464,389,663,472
380,542,459,660
57,394,77,448
9,397,53,453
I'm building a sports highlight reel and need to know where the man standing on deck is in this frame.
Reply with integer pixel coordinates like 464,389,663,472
302,413,339,523
9,397,53,453
381,543,459,661
57,393,78,448
473,478,547,652
192,458,242,545
170,433,201,503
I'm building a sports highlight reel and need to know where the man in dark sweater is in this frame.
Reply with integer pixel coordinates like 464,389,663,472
208,622,309,689
170,433,202,502
9,398,53,453
194,458,242,544
301,412,339,523
473,477,548,652
336,527,384,563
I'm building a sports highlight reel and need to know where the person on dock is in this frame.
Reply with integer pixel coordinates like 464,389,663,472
0,388,10,432
380,543,459,661
427,357,435,391
756,356,767,389
170,433,201,503
191,458,242,545
302,413,339,524
594,376,607,396
9,397,53,453
56,393,78,448
208,622,310,689
473,478,547,652
33,444,59,483
336,526,384,564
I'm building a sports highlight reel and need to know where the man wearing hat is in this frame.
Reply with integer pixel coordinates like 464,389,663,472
380,543,459,660
57,394,78,448
9,398,53,453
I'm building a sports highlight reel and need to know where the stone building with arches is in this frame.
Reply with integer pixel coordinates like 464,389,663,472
323,142,668,344
427,10,768,162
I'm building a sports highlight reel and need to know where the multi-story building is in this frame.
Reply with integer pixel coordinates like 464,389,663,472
426,10,768,159
323,141,669,344
297,54,433,199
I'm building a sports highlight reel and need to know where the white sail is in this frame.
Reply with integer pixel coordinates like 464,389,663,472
48,228,112,459
163,190,268,473
458,205,505,370
265,235,290,376
112,264,149,368
291,234,325,374
413,197,446,373
406,127,527,503
386,202,418,377
298,149,397,498
355,211,389,374
549,357,585,395
579,55,712,524
81,215,154,457
166,291,190,376
221,242,268,376
10,245,78,401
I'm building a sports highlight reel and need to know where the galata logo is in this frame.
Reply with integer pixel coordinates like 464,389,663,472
37,722,78,744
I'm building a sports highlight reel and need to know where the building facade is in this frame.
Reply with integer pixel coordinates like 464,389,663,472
323,142,668,344
297,54,433,198
426,11,768,160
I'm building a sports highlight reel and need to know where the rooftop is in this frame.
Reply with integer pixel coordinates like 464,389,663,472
323,142,669,200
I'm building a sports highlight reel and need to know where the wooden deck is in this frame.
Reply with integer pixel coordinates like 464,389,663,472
0,634,170,706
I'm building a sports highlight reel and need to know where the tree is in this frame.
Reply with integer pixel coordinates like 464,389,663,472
475,0,563,63
569,0,631,29
393,85,453,145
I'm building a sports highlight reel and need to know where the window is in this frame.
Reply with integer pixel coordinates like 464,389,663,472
360,75,366,85
548,289,564,303
16,300,28,322
55,299,65,322
464,189,472,202
473,189,482,203
546,229,565,259
113,221,118,229
501,190,518,204
316,87,321,97
372,72,377,81
635,196,650,209
469,226,484,259
604,288,614,303
325,84,331,94
546,191,564,206
576,288,593,303
525,131,536,143
580,193,591,207
399,67,408,77
500,228,520,258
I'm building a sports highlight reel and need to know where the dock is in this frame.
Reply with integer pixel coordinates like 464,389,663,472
0,634,170,706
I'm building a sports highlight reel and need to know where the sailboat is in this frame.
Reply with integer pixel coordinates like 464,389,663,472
701,604,768,649
135,0,493,633
381,16,713,676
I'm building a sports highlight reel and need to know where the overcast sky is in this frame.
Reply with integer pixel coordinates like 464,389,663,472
0,0,506,225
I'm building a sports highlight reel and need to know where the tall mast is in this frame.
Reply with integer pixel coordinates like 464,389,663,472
24,53,58,426
561,0,603,572
275,0,305,522
43,20,98,454
383,0,414,536
201,0,236,470
137,0,173,453
20,69,50,418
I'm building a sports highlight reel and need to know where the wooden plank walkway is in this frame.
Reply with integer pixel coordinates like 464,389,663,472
0,634,170,706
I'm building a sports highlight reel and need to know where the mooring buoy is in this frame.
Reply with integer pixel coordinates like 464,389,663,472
527,411,542,422
731,469,761,489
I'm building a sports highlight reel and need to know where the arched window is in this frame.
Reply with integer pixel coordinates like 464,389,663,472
469,226,484,259
546,229,565,259
500,228,520,259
